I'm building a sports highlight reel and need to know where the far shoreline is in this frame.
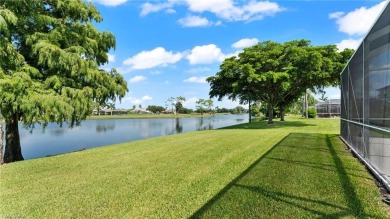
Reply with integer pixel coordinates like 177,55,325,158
87,113,236,120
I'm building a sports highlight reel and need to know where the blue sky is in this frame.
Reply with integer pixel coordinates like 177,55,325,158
89,0,388,109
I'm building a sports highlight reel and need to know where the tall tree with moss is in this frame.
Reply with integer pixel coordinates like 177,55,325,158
0,1,128,163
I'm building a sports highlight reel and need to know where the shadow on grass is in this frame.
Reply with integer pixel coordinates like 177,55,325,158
191,133,374,218
220,119,316,130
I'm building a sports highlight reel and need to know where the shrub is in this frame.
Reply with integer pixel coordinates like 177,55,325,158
307,108,317,118
178,107,193,114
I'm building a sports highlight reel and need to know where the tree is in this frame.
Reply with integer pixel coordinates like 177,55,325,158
174,97,186,114
275,42,353,121
0,1,128,163
0,113,3,164
208,40,353,124
196,99,206,115
319,90,329,102
204,99,214,114
167,97,175,114
232,106,246,114
208,41,289,124
177,107,193,114
216,107,230,113
106,102,115,115
251,102,261,117
146,105,165,114
167,96,186,114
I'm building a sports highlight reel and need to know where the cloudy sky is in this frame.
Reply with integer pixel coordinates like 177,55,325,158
90,0,388,109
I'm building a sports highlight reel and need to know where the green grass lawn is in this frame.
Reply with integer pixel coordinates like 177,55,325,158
1,116,389,218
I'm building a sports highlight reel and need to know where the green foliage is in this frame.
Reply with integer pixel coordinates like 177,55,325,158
167,96,186,114
196,99,214,114
208,40,353,124
216,107,230,113
177,107,193,114
307,108,317,118
146,105,165,114
250,102,261,116
232,106,246,114
0,0,128,162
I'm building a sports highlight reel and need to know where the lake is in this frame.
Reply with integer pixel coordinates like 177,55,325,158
12,114,248,159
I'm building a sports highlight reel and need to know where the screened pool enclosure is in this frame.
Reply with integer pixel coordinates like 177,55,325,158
340,2,390,191
316,99,341,118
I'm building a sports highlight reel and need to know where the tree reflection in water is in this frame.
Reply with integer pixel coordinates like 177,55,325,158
196,117,214,131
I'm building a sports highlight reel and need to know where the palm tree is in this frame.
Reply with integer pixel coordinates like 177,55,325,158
107,102,115,115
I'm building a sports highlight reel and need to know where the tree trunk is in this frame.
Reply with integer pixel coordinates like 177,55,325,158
305,90,308,118
268,104,274,124
280,107,285,121
0,121,3,164
248,100,252,123
3,113,24,163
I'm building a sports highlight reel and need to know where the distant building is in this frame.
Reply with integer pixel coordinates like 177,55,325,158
340,2,390,192
315,99,340,118
129,108,153,114
92,109,128,115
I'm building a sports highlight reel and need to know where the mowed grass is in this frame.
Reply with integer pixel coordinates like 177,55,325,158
1,116,389,218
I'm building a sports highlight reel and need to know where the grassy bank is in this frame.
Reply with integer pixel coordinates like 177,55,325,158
1,117,388,218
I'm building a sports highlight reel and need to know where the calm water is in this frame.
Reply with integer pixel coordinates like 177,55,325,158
14,114,248,159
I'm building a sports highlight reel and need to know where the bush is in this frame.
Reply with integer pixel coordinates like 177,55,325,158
307,108,317,118
178,107,193,114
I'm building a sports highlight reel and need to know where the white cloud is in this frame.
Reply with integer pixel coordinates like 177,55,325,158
232,38,259,48
184,76,208,83
224,51,240,59
142,95,152,101
328,12,344,19
91,0,128,7
186,44,225,65
165,9,176,14
123,95,153,105
140,1,178,16
178,15,212,27
336,38,362,51
330,1,387,35
123,47,183,70
183,97,199,108
141,0,284,22
107,53,116,62
185,0,284,22
129,75,147,83
185,67,211,74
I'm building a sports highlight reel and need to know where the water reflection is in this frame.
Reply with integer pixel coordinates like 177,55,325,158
196,117,214,131
175,118,183,133
50,129,66,137
96,124,115,133
18,114,248,159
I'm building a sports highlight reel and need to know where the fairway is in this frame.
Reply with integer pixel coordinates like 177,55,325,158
1,117,389,218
